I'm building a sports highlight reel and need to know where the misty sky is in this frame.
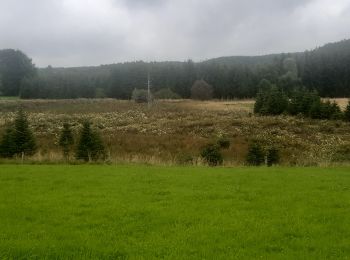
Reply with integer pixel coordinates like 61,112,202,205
1,0,349,67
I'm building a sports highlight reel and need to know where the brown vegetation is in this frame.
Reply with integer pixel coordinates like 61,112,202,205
0,98,349,166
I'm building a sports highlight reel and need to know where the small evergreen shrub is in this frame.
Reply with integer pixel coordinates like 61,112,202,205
217,137,230,149
254,79,271,114
309,99,323,119
0,127,16,158
264,86,288,115
310,100,343,120
266,147,280,167
246,142,265,166
201,144,223,166
331,144,350,162
13,108,37,158
0,108,37,159
254,89,266,114
59,123,74,160
288,89,320,116
76,121,106,162
345,100,350,122
254,85,288,115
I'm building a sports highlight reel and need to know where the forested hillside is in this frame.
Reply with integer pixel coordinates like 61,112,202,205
1,39,350,99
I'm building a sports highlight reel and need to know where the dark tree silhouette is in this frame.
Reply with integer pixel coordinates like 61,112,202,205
246,142,265,166
76,121,105,162
59,123,74,161
0,49,36,96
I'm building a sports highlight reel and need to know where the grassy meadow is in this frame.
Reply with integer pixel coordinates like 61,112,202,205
0,98,350,166
0,165,350,258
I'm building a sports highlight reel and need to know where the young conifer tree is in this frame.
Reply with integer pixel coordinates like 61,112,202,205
12,108,37,161
246,142,265,166
266,147,280,167
200,144,223,167
344,100,350,122
0,127,16,158
59,123,74,161
76,121,105,162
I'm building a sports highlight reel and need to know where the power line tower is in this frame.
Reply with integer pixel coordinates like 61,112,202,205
147,71,152,109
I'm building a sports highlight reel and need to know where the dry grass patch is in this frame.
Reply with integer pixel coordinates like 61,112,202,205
0,99,350,165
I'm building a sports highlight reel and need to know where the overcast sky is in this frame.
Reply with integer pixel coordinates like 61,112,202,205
1,0,349,67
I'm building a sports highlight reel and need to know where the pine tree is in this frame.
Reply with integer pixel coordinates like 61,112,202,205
266,147,280,167
287,89,303,115
344,100,350,122
301,90,320,116
254,88,266,114
254,79,271,114
330,102,343,120
309,99,322,119
59,123,74,160
265,86,288,115
12,108,37,160
200,144,223,166
76,121,105,162
0,127,16,158
246,142,265,166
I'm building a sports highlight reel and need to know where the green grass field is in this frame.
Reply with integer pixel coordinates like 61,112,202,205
0,165,350,259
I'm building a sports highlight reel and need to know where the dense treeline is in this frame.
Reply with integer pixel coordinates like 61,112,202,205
254,80,348,120
0,49,36,96
1,39,350,99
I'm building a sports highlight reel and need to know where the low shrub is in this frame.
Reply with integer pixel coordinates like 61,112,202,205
0,108,37,160
246,142,265,166
76,121,106,162
176,153,194,165
217,137,230,149
132,89,151,103
332,145,350,162
344,100,350,122
201,144,223,166
266,147,280,167
154,88,181,99
59,123,74,160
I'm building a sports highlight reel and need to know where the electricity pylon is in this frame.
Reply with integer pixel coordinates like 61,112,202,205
147,71,152,109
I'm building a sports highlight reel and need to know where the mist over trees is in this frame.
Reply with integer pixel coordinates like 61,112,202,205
0,49,36,96
191,80,213,100
1,39,350,99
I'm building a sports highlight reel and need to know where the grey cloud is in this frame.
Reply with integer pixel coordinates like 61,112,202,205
120,0,166,9
0,0,349,67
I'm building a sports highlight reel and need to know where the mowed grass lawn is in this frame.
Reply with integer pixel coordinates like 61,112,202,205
0,165,350,259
